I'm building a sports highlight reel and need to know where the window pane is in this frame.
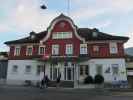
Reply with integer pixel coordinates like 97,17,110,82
52,45,59,55
12,65,18,73
85,65,89,75
80,66,83,75
39,47,45,55
52,32,72,39
25,65,31,73
112,64,119,75
93,45,99,52
80,44,87,54
110,42,118,54
27,47,32,55
15,47,20,56
66,44,73,55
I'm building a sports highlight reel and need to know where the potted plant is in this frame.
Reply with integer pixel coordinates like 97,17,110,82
94,74,104,88
83,75,94,88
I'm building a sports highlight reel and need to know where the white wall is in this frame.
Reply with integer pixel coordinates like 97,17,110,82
7,58,127,85
79,58,127,83
7,60,45,85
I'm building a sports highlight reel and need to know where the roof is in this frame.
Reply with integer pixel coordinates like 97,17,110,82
5,31,47,45
4,14,129,45
77,28,129,41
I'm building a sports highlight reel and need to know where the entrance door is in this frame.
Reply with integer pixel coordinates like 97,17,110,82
50,64,60,80
64,63,74,81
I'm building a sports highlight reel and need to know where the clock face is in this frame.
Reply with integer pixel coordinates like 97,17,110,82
59,22,66,28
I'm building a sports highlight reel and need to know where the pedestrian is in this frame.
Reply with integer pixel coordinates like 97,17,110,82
56,73,61,88
40,78,45,89
44,75,49,88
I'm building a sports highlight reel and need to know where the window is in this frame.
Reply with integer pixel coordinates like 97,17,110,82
112,64,119,75
39,46,45,55
92,32,98,37
80,66,83,75
93,45,99,52
26,46,33,55
80,65,89,75
80,44,87,54
36,65,44,75
14,46,20,56
109,42,118,54
96,64,103,75
52,44,59,55
25,65,31,73
12,65,18,73
85,65,89,75
66,44,73,55
52,32,72,39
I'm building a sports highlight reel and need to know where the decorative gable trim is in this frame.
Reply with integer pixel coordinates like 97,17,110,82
40,16,85,44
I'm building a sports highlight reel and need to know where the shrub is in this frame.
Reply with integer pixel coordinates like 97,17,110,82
94,74,104,84
84,75,94,84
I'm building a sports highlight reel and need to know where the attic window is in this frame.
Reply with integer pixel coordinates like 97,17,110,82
92,32,98,37
29,31,36,39
92,28,99,37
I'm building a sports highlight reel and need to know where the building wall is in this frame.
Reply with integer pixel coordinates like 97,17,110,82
6,58,127,85
6,60,44,85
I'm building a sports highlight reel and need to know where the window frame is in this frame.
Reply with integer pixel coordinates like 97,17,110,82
109,42,118,54
66,44,73,55
14,46,21,56
112,64,119,75
52,44,59,55
52,32,72,39
26,46,33,56
25,65,32,74
12,65,18,73
80,44,88,54
93,45,99,52
39,45,45,55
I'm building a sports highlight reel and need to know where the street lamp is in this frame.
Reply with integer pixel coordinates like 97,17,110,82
40,4,47,9
40,0,47,9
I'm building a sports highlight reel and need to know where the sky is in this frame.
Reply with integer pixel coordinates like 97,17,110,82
0,0,133,51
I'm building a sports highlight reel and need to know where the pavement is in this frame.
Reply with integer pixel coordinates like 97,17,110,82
0,85,133,100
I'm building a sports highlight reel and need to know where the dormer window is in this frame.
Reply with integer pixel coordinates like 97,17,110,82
92,32,98,37
26,46,33,56
29,31,36,39
92,28,99,37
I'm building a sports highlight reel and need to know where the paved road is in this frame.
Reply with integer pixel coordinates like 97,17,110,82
0,86,133,100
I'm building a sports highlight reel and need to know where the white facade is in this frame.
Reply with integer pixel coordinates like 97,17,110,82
6,58,127,87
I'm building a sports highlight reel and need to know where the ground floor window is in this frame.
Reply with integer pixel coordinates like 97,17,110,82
80,65,89,76
25,65,31,74
12,65,18,73
112,64,119,75
50,64,60,80
64,67,74,80
36,65,45,75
